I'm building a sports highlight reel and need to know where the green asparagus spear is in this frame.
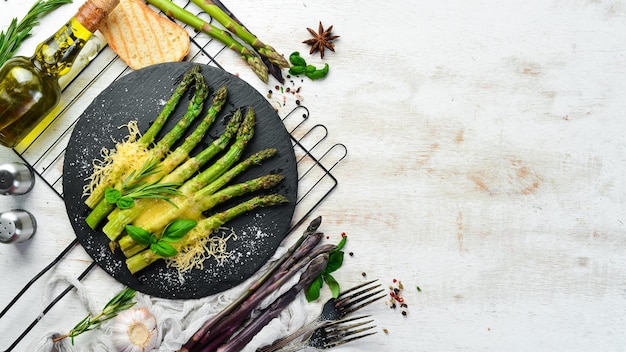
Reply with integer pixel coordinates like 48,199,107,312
179,107,256,195
85,66,202,209
102,109,247,240
154,85,227,178
207,0,285,83
119,173,284,257
84,69,209,228
146,0,268,83
190,0,290,68
125,194,289,274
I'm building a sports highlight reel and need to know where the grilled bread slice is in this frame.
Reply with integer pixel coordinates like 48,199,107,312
99,0,190,70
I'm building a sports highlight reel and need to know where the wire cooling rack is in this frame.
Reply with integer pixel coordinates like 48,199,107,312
3,1,346,349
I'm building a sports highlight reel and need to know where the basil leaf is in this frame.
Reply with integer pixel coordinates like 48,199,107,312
150,241,178,257
104,188,121,204
306,63,329,80
305,64,316,73
289,51,306,67
125,225,152,246
161,219,197,243
324,250,344,274
333,235,347,252
288,65,306,75
116,196,135,209
305,275,324,302
323,274,340,298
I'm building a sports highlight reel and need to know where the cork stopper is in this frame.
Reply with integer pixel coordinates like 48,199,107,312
75,0,120,33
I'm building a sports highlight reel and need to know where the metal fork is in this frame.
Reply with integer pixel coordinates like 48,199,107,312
257,279,385,351
271,315,377,352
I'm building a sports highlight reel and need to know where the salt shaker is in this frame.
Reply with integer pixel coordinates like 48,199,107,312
0,162,35,195
0,209,37,243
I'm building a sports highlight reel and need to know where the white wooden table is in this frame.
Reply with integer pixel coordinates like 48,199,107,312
1,0,626,351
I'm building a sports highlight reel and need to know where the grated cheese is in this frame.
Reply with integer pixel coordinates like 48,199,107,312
82,121,148,197
166,227,237,275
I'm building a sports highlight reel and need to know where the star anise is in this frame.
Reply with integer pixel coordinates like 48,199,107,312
303,22,340,59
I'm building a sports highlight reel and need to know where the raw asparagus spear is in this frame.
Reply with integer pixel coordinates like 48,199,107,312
84,65,201,209
207,0,285,83
196,244,337,350
190,0,289,68
179,216,323,352
216,254,329,352
146,0,268,82
125,194,289,274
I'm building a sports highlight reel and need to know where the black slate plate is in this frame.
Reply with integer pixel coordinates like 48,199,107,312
63,62,297,299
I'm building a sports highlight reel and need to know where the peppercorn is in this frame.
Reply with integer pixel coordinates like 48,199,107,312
361,272,367,277
348,251,353,256
402,310,407,316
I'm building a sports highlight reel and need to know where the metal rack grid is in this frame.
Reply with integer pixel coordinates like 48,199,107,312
3,1,347,349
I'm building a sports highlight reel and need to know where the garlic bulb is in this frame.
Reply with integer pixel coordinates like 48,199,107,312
111,307,158,352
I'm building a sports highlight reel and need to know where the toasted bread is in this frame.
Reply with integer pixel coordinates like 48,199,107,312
99,0,190,70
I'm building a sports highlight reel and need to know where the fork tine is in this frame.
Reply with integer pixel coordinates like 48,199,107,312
320,317,377,349
324,330,378,349
335,281,382,307
336,284,386,315
337,279,379,298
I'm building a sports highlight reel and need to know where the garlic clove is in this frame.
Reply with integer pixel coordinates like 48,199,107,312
112,307,158,352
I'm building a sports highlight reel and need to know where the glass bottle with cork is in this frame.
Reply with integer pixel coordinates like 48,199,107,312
0,0,119,148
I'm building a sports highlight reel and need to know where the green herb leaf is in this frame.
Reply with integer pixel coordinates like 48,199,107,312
104,188,122,204
305,275,324,302
288,65,306,75
116,196,135,209
0,0,73,66
125,225,152,246
289,51,307,67
151,241,178,257
324,250,344,274
62,287,136,345
323,273,340,298
306,63,330,80
334,235,347,252
161,219,197,243
305,65,316,73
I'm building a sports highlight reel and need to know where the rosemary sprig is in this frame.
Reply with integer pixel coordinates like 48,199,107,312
0,0,73,66
105,159,181,209
53,287,136,345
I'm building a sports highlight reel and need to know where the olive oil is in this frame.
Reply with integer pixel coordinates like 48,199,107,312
0,0,119,148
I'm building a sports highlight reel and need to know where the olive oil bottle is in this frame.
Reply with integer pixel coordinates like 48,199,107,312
0,0,119,148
